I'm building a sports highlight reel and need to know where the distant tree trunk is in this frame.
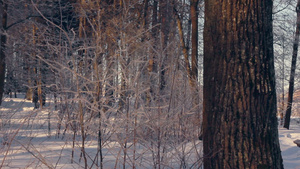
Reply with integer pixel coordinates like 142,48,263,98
174,1,198,91
25,59,33,100
203,1,283,168
32,24,39,109
280,36,285,126
147,0,158,104
190,0,198,82
33,64,39,109
283,1,300,129
173,7,193,89
0,0,7,105
37,59,46,108
142,0,148,29
190,0,201,138
159,0,169,91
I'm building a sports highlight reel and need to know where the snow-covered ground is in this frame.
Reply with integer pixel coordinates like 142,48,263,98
0,95,299,168
279,120,300,169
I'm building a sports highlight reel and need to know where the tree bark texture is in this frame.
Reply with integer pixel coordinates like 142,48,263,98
203,1,283,168
283,0,300,130
0,0,7,105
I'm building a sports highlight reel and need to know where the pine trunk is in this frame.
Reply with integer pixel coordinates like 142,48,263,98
203,1,283,168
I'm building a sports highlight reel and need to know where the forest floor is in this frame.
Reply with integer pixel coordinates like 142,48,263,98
279,120,300,169
0,94,299,169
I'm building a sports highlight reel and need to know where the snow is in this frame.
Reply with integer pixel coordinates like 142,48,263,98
0,95,300,168
279,121,300,169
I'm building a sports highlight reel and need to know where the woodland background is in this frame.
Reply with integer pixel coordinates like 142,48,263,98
0,0,300,168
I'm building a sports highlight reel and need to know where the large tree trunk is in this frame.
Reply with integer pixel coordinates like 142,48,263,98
203,1,283,168
0,0,7,105
283,0,300,130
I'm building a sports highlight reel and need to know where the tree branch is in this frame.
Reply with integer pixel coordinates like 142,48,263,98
5,15,41,30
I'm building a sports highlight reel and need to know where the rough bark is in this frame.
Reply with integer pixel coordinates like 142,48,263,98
283,0,300,130
0,0,7,105
203,1,283,168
